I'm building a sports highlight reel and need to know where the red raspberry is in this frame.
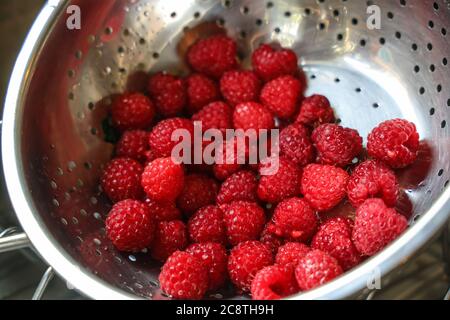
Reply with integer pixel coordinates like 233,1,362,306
105,199,154,252
111,93,155,131
151,220,188,261
187,35,237,78
275,242,311,269
251,265,298,300
141,157,185,202
251,44,299,82
296,95,335,127
216,170,258,205
257,156,302,204
177,174,219,216
311,217,361,270
115,130,149,163
188,205,227,245
148,118,194,158
100,157,143,202
347,160,399,208
260,75,303,119
295,250,343,290
279,123,314,166
301,164,349,211
269,197,318,242
260,224,284,254
191,101,232,133
312,124,363,167
144,198,182,222
213,138,245,180
159,251,208,299
223,201,266,246
186,242,228,291
228,241,274,292
352,198,408,256
220,70,261,106
186,73,220,113
233,102,274,132
367,119,420,168
148,72,186,117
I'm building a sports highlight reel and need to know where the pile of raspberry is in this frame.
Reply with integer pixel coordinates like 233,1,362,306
99,34,418,300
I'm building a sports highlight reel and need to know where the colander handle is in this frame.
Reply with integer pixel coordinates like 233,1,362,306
0,227,30,253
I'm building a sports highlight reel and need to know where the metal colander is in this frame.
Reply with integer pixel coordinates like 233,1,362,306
1,0,450,300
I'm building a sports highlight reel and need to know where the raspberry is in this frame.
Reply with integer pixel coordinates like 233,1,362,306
223,201,266,246
260,224,284,254
311,217,361,270
312,124,363,167
151,220,188,261
257,156,302,204
148,72,186,117
115,130,149,163
352,198,408,256
269,197,318,242
296,95,335,127
144,198,182,222
141,157,185,203
186,73,220,113
233,102,275,132
216,170,258,205
275,242,311,269
260,75,303,119
191,101,232,133
251,44,299,82
177,174,219,216
186,242,228,291
251,265,298,300
279,123,314,166
347,160,399,208
228,241,274,292
100,157,144,202
148,118,194,158
105,199,154,252
187,35,237,78
111,93,155,131
367,119,420,168
213,138,245,180
188,205,227,245
220,70,261,106
301,164,349,211
159,251,209,299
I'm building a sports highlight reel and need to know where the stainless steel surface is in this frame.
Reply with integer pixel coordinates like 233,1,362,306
0,231,30,253
2,0,450,299
32,267,55,300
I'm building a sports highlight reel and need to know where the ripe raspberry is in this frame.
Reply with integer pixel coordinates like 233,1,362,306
213,138,245,180
352,198,408,256
188,205,227,245
260,224,284,254
228,241,274,292
295,250,343,291
312,124,363,167
257,156,302,204
144,198,182,222
159,251,208,299
311,217,361,270
100,157,144,202
105,199,154,252
251,265,298,300
151,220,188,261
115,130,149,163
275,242,311,269
367,119,420,168
260,75,303,119
186,73,220,113
269,198,318,242
223,201,266,246
347,160,399,208
141,157,185,202
233,102,275,132
191,101,232,133
177,174,219,216
147,72,186,117
279,123,314,166
186,242,228,291
301,164,349,211
251,44,299,82
296,95,335,128
216,170,258,205
187,35,237,78
111,93,155,131
148,118,194,158
220,70,261,106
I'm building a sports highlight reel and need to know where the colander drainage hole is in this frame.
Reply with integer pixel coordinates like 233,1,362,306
429,108,435,116
441,120,446,128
